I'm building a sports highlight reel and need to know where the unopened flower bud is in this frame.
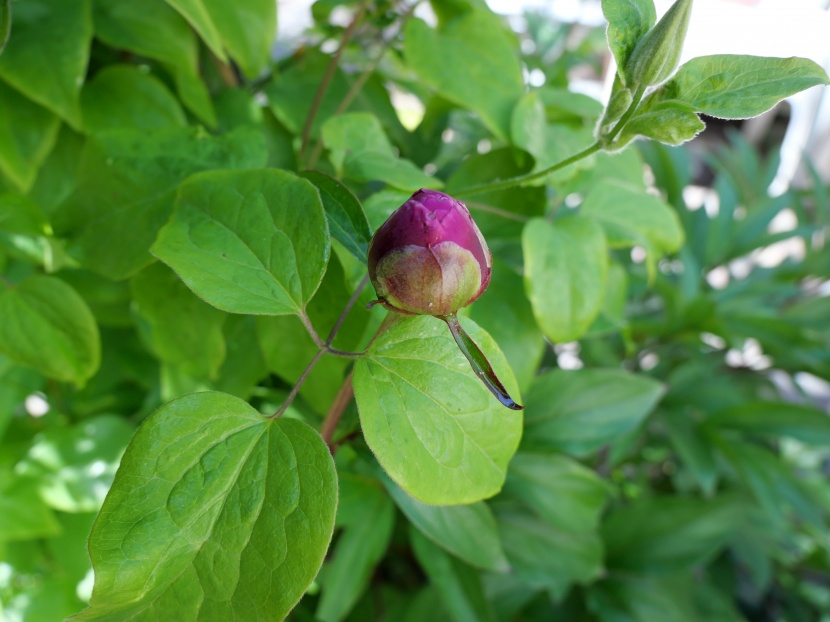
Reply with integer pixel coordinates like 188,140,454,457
625,0,693,88
367,189,491,317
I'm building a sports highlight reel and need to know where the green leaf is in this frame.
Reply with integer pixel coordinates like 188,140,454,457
587,575,706,622
0,0,9,55
384,476,510,572
0,354,43,439
0,0,92,129
0,80,60,192
54,126,266,280
601,0,656,85
212,315,268,399
162,0,275,78
601,495,744,572
16,415,134,512
80,65,186,133
655,54,830,119
467,258,545,394
321,113,440,191
660,410,719,496
317,474,394,622
616,101,704,147
522,216,607,343
410,528,497,622
154,168,329,316
580,178,684,278
623,0,692,88
504,452,608,532
0,478,61,541
706,401,830,446
92,0,216,125
511,93,596,183
353,315,522,505
0,275,100,385
131,262,227,379
0,194,50,236
495,505,603,597
522,369,664,456
300,170,372,261
404,11,523,141
27,124,84,215
75,391,337,621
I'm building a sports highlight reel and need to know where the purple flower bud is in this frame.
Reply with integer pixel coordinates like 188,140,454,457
368,189,492,316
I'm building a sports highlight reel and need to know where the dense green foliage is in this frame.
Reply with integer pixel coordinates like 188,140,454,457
1,0,829,620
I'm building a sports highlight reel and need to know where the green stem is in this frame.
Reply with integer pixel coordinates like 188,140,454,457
298,0,370,166
602,83,647,145
455,141,602,198
441,313,523,410
454,81,647,199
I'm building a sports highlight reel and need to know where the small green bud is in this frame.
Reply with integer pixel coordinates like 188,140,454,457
624,0,693,88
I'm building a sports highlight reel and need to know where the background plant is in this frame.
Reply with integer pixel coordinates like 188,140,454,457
1,0,830,620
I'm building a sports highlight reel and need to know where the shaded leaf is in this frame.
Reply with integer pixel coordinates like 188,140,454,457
54,126,266,280
707,401,830,446
0,0,92,129
0,478,61,541
522,369,664,457
0,80,60,191
0,194,50,236
617,101,704,147
0,276,100,385
404,11,523,141
93,0,215,125
522,216,607,343
384,475,510,572
131,262,226,379
80,65,186,133
410,528,497,622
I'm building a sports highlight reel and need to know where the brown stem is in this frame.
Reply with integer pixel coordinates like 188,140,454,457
321,372,354,451
298,0,371,166
306,0,423,169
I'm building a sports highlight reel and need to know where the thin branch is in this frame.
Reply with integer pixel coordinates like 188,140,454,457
270,348,327,418
325,274,370,345
321,372,354,450
455,142,603,198
306,0,423,168
466,201,530,223
299,310,325,348
298,0,371,166
453,81,647,198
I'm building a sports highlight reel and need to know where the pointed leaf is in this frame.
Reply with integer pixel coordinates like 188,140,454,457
656,54,830,119
154,168,329,316
300,170,372,261
354,315,522,505
74,391,337,621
